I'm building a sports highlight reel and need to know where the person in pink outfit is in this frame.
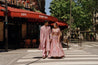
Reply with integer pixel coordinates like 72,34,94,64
49,23,65,58
39,21,51,59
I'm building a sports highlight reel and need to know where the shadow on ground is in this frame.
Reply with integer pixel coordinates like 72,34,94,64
33,57,42,59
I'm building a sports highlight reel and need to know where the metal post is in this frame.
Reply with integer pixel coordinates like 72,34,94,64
4,0,8,52
69,0,72,41
95,9,97,41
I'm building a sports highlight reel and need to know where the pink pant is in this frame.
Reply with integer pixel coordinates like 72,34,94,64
43,48,47,57
42,42,50,57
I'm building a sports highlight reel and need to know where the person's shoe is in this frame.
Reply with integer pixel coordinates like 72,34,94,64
42,56,46,59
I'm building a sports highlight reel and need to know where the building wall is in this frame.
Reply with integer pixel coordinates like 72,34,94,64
0,0,45,13
0,21,27,41
22,23,27,39
40,0,45,13
0,22,3,41
6,0,39,10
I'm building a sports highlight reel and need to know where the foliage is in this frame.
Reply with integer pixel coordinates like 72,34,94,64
50,0,71,21
50,0,98,31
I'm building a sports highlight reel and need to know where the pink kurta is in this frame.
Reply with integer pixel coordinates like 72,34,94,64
39,25,51,51
49,28,65,57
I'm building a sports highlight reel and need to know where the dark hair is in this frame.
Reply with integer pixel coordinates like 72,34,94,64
54,23,58,26
44,20,48,24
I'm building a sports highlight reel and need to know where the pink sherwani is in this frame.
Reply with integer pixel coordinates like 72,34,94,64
39,25,51,57
49,28,65,57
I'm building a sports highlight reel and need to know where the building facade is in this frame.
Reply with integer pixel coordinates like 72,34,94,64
0,0,46,49
0,0,45,13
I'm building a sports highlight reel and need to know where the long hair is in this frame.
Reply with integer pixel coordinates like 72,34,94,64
54,22,58,27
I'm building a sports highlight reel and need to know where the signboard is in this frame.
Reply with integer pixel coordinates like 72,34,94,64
39,15,48,19
21,13,27,16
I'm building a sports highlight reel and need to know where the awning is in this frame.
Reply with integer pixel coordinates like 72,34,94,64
0,6,58,22
51,21,68,27
0,6,4,16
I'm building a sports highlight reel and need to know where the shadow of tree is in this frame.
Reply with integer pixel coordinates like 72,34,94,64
26,56,42,65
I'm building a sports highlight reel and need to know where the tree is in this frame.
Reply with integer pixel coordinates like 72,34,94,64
50,0,71,21
72,0,93,30
50,0,97,31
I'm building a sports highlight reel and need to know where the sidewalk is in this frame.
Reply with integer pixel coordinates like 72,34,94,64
0,49,40,65
0,43,77,65
13,43,98,65
0,49,27,65
0,41,98,65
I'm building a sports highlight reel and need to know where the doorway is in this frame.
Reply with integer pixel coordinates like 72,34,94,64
8,23,21,49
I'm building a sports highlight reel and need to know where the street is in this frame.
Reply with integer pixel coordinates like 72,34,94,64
0,42,98,65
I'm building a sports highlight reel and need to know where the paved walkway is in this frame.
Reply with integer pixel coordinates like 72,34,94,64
0,42,98,65
13,48,98,65
13,42,98,65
